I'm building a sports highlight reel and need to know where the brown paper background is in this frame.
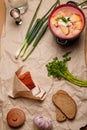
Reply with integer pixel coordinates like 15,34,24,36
0,0,87,130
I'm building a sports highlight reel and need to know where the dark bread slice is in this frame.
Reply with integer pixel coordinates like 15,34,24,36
56,90,67,122
56,108,66,122
52,90,77,120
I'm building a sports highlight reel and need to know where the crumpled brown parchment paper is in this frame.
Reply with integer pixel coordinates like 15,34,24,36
0,0,87,130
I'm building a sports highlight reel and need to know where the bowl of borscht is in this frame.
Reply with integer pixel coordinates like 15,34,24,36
48,3,86,45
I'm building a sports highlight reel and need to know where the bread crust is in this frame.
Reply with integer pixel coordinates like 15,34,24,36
55,90,67,122
56,108,66,122
52,90,77,120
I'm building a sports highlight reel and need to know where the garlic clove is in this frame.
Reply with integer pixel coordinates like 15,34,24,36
34,115,43,123
44,120,52,130
34,115,45,128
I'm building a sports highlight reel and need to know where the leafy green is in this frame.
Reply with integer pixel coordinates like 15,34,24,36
56,16,70,24
61,16,70,23
46,53,87,87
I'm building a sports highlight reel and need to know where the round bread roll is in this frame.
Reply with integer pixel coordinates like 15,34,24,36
7,108,26,128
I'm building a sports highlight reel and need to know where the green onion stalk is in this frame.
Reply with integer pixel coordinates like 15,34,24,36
20,0,59,57
77,0,87,6
20,19,43,57
22,22,48,61
15,0,60,59
20,16,49,57
46,54,87,87
15,0,42,59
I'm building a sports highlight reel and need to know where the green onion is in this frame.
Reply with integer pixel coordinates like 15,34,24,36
26,0,42,35
15,0,42,59
22,22,48,61
15,0,60,59
77,0,87,6
61,16,70,23
41,0,60,21
20,18,41,57
20,1,59,57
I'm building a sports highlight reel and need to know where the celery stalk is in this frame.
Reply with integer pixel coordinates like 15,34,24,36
46,55,87,87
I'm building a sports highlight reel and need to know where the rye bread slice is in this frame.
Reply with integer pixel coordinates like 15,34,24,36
52,90,77,120
55,90,68,122
56,108,66,122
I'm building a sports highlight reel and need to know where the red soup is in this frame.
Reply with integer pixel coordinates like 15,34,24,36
49,4,85,39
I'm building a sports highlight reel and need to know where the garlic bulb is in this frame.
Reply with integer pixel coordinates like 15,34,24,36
33,115,52,130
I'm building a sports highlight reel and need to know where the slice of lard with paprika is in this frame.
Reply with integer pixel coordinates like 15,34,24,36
32,86,41,96
18,71,46,99
35,88,47,101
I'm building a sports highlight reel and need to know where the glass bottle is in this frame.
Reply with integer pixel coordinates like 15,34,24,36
8,0,28,14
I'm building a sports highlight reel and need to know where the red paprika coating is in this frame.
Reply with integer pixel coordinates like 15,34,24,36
18,72,35,90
